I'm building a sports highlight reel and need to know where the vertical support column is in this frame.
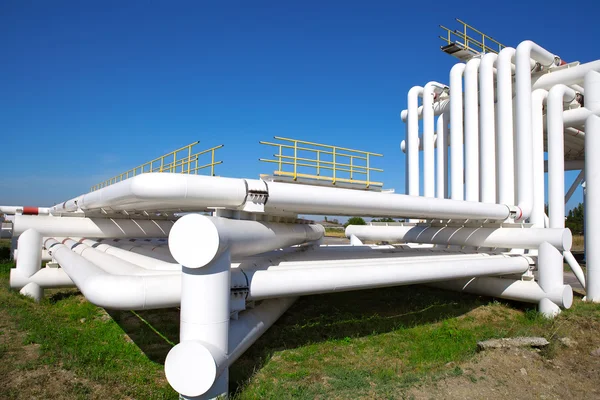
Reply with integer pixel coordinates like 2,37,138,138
13,228,43,301
538,242,563,317
585,114,600,302
165,250,231,399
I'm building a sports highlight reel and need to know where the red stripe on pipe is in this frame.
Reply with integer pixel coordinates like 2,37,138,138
22,207,39,215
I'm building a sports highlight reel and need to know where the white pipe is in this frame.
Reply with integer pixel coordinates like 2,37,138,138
533,60,600,89
464,58,481,202
81,239,181,271
15,229,42,278
479,53,498,203
538,242,563,317
496,48,516,205
400,99,450,122
12,249,52,262
545,159,584,171
243,254,530,299
547,85,576,228
63,239,174,276
10,267,74,290
13,214,174,238
450,63,466,200
565,170,585,205
112,241,177,263
345,225,571,251
228,297,298,365
407,86,424,196
585,113,600,302
52,173,248,213
168,214,324,269
45,238,181,309
515,40,559,221
265,181,511,221
436,112,448,198
0,206,51,215
563,251,586,289
531,89,548,227
428,277,572,308
423,82,447,198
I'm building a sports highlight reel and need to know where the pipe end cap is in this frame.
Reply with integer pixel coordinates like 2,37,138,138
169,214,221,268
164,341,217,397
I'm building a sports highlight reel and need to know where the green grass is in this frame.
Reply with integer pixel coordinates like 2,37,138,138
1,254,599,399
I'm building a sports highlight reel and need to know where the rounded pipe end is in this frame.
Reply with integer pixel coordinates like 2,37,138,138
168,214,222,268
561,285,574,309
165,341,217,397
561,229,573,252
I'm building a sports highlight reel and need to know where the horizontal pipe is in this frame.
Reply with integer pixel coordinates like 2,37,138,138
52,173,249,213
168,215,324,269
266,181,511,220
400,99,450,122
345,225,571,251
45,238,181,310
10,267,74,290
243,254,530,299
428,277,572,308
533,60,600,89
13,214,174,238
81,239,181,271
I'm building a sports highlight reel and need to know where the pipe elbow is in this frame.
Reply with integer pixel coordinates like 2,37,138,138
169,214,225,268
548,84,577,104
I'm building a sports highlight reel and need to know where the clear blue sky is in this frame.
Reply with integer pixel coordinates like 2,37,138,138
2,1,598,213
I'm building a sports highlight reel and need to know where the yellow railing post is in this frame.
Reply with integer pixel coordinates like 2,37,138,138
211,148,215,176
332,147,336,185
278,144,282,172
293,140,298,180
316,150,320,176
366,154,370,188
187,145,192,174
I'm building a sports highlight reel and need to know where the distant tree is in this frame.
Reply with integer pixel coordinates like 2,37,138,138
324,216,328,222
371,217,395,223
566,202,584,235
344,217,366,227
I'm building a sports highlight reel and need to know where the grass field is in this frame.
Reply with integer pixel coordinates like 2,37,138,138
1,237,599,399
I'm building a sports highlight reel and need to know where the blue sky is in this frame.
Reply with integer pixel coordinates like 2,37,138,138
1,1,598,213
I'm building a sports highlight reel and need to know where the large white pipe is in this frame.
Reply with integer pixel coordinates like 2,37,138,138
15,229,42,278
265,181,511,221
479,53,498,203
496,48,516,206
547,85,576,228
585,113,600,302
13,214,174,238
533,60,600,89
464,58,481,202
345,225,571,251
436,112,448,199
450,63,466,200
538,242,564,317
530,89,548,227
112,241,177,263
168,214,324,269
423,82,447,198
52,173,248,213
428,277,572,308
243,254,530,299
45,238,181,309
407,86,424,196
515,40,559,221
563,250,586,289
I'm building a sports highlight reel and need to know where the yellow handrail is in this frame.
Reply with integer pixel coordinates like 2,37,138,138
260,137,383,188
439,19,506,56
90,142,223,191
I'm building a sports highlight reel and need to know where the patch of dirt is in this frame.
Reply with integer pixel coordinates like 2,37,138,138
407,323,600,399
0,307,118,400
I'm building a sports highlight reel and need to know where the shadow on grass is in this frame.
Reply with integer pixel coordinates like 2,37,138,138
102,283,492,395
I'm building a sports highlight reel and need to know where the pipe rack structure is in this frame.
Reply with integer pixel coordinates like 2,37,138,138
4,39,600,399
